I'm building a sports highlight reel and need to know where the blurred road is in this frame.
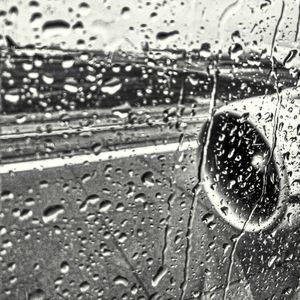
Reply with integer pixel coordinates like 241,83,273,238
1,48,299,299
0,136,254,300
0,91,256,300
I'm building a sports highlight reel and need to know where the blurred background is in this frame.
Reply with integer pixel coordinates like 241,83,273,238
0,0,299,59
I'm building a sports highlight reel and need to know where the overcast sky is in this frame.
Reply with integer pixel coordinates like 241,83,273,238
0,0,299,61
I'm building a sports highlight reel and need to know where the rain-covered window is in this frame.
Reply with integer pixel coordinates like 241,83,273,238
1,1,300,299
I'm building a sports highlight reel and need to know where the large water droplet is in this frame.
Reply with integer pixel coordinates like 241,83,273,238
141,171,155,187
114,275,128,287
99,200,112,213
28,289,45,300
42,205,65,223
42,20,70,38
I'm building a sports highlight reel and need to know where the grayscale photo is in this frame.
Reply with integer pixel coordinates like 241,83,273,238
0,0,300,299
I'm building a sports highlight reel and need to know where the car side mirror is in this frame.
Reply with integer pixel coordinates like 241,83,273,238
201,88,300,232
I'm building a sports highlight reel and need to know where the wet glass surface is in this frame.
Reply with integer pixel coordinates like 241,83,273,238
0,1,300,300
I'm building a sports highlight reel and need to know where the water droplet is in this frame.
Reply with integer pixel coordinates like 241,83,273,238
99,200,112,213
42,205,64,223
114,275,128,287
42,20,70,38
3,239,13,249
4,93,20,104
221,206,229,216
156,30,179,40
60,261,70,274
42,74,54,85
229,43,243,60
118,233,127,243
101,78,122,95
19,209,33,221
78,2,90,16
28,289,45,300
92,143,102,155
79,281,90,292
16,115,27,124
141,171,155,187
62,57,75,69
202,213,214,224
134,193,146,203
64,84,78,93
1,191,14,201
152,266,168,287
81,174,91,184
86,194,100,205
121,6,130,19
